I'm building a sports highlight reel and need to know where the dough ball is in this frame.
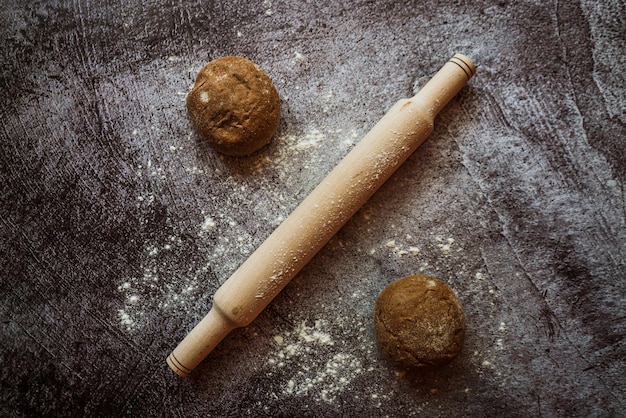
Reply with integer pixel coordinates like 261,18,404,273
186,56,281,156
374,274,466,370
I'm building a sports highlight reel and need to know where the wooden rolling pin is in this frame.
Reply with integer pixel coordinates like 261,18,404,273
167,53,476,377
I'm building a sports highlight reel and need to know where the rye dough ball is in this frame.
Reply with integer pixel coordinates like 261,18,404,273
186,56,281,156
374,274,466,370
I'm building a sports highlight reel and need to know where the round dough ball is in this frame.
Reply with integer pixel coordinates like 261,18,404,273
374,274,466,369
186,56,281,156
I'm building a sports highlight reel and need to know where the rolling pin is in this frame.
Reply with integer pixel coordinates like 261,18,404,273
167,53,476,377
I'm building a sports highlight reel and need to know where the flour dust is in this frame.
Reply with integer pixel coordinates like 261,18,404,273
265,319,380,404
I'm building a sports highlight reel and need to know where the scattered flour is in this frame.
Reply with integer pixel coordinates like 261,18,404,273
273,126,357,159
136,193,155,205
268,320,335,366
267,319,373,404
496,321,507,350
291,128,325,151
290,51,305,66
201,216,216,230
381,235,421,258
436,236,455,254
116,235,209,331
342,129,359,147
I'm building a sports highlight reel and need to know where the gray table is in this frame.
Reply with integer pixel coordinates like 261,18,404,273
2,1,624,416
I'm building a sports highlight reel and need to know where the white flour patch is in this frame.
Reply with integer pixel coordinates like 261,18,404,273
135,193,155,205
134,158,167,180
408,246,420,255
436,236,455,254
291,128,325,150
496,321,507,351
193,208,258,279
341,129,359,147
290,51,305,65
382,235,421,258
272,126,355,160
185,166,205,175
267,320,373,403
200,216,216,231
116,235,209,331
243,125,359,203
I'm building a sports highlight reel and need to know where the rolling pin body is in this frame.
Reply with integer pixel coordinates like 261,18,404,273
167,54,475,377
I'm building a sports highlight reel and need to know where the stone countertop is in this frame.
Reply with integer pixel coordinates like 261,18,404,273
1,1,624,416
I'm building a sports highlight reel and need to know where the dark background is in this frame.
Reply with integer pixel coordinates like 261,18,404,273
1,0,625,416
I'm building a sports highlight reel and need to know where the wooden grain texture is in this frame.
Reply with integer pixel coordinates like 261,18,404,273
1,0,624,416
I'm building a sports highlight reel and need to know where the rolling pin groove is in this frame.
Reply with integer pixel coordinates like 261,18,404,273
167,352,192,377
448,54,475,80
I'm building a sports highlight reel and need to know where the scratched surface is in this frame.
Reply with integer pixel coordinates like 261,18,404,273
1,0,625,416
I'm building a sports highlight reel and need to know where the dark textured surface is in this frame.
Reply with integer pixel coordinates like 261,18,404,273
1,0,625,416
